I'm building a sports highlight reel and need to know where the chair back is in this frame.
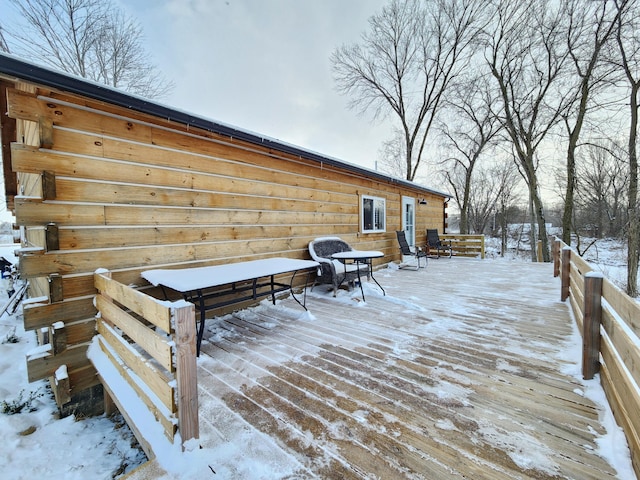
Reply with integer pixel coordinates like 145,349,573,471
309,237,353,261
426,229,441,247
396,231,413,255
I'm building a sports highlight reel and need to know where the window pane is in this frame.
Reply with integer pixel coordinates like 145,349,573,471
374,199,384,230
363,197,374,231
362,195,385,233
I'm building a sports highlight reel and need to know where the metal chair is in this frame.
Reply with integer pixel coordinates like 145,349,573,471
396,230,427,269
426,229,452,258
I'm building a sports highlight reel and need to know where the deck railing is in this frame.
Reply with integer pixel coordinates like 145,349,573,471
440,234,485,258
553,238,640,477
89,270,198,458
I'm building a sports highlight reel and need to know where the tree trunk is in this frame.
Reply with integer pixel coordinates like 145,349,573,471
562,144,576,245
460,208,468,235
500,199,507,257
405,131,414,181
627,83,639,297
459,170,473,234
528,190,537,262
532,187,551,262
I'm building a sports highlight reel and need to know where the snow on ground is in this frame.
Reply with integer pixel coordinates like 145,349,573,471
579,237,635,293
0,245,145,480
0,238,638,479
484,231,639,296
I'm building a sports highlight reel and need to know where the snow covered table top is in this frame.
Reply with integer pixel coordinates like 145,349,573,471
331,250,384,260
141,258,319,293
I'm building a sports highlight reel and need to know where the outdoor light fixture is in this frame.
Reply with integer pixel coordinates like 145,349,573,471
419,198,427,205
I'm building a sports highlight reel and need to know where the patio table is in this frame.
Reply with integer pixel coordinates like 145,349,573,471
331,250,385,301
142,258,319,355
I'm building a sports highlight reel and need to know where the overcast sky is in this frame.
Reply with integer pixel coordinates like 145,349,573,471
118,0,392,172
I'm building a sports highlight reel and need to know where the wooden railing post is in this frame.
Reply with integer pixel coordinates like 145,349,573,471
582,272,603,380
561,247,571,301
553,238,561,277
173,302,199,448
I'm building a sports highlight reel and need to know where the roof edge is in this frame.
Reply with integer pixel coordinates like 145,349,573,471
0,53,450,198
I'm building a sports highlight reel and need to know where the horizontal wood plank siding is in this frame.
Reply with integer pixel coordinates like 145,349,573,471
3,83,447,408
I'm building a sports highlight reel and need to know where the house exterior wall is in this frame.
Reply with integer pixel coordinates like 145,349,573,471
1,70,447,410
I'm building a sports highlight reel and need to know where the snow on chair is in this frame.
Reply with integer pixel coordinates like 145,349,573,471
308,237,368,296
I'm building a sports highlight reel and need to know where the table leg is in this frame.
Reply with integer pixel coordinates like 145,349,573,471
330,260,354,295
160,285,169,301
289,269,311,311
368,258,386,296
342,262,348,289
270,275,276,304
196,289,206,357
355,261,365,301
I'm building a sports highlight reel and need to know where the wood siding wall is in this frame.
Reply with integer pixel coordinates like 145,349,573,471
3,83,446,406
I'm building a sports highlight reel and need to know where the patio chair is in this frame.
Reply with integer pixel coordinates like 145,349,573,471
426,229,452,258
308,237,368,296
396,230,427,269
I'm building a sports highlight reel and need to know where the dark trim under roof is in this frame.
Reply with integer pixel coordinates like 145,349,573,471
0,53,449,198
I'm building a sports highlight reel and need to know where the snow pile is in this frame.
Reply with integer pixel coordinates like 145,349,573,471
0,302,145,479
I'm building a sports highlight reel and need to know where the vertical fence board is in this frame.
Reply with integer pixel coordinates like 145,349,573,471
561,247,571,301
174,302,199,446
582,273,603,380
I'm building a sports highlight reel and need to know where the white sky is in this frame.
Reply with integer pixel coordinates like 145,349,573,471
118,0,392,172
1,0,570,203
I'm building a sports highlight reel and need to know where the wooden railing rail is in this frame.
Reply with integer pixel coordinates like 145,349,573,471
554,237,640,477
440,234,485,259
90,269,198,458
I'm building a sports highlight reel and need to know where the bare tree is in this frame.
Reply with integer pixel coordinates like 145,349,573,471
377,128,407,178
576,141,629,239
495,163,522,256
0,25,9,53
438,73,503,233
443,153,520,235
451,158,519,236
561,0,622,246
332,0,484,181
484,0,572,262
467,161,519,235
4,0,172,99
614,0,640,297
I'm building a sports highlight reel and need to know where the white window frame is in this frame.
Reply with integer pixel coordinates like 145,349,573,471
361,195,386,233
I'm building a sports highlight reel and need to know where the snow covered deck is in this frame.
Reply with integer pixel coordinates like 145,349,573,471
130,258,630,479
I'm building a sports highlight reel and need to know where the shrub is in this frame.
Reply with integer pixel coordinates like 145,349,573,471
1,389,43,415
1,332,19,344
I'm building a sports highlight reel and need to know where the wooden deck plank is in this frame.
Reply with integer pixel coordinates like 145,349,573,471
129,258,626,479
191,259,622,478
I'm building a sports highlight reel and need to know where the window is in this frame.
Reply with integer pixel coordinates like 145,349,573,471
361,195,386,233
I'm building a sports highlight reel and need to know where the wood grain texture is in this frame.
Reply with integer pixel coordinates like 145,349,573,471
96,295,172,372
6,85,447,412
128,259,624,480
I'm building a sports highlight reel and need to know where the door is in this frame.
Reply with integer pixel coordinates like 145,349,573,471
402,196,416,246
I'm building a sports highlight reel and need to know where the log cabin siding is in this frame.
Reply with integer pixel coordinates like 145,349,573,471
1,55,448,409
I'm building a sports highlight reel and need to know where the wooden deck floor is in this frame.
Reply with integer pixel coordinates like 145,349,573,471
133,258,625,479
